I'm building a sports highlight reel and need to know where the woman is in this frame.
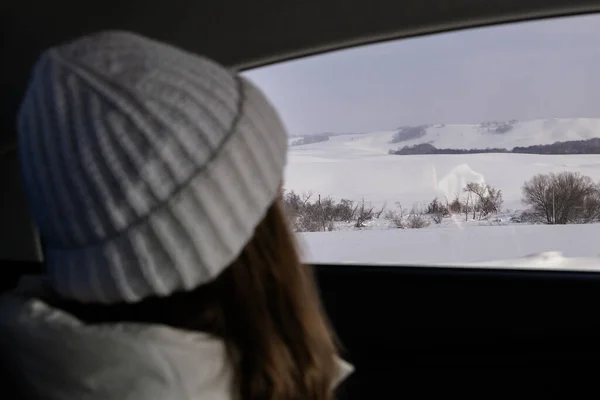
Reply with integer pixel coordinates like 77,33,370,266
0,31,352,400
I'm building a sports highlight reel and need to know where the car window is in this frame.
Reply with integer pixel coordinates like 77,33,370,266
243,14,600,268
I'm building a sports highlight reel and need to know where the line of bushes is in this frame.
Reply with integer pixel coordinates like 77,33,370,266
282,171,600,232
281,181,504,233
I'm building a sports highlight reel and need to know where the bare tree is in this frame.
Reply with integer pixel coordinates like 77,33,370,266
521,174,552,223
480,185,503,217
464,182,504,220
462,192,472,222
464,183,484,218
522,172,600,224
354,198,375,228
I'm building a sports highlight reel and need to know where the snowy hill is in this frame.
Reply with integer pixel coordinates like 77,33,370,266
284,118,600,211
395,118,600,150
291,118,600,155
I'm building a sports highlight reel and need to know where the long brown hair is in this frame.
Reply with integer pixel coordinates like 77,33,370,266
53,198,341,400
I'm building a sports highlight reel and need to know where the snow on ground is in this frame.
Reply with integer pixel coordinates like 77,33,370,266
286,143,600,211
285,119,600,268
297,224,600,267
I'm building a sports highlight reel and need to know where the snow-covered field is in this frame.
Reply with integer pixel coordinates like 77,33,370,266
297,224,600,265
284,118,600,268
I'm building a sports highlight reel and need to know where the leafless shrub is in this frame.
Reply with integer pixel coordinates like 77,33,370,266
407,204,430,229
462,182,504,220
385,202,405,229
446,195,462,215
281,172,600,232
296,211,324,232
334,199,356,221
461,192,473,221
314,195,338,231
281,190,362,232
580,187,600,223
522,172,600,224
427,197,449,224
375,202,387,218
281,190,315,231
354,198,375,228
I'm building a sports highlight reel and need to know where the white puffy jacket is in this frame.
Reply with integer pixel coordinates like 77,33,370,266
0,276,353,400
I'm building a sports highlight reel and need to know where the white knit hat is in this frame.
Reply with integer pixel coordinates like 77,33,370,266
17,31,288,304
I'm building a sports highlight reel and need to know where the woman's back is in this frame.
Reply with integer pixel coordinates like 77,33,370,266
0,279,234,400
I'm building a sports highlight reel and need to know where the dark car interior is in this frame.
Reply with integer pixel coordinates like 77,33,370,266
4,0,600,398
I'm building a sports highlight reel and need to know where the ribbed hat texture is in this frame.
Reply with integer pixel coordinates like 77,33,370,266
17,31,288,304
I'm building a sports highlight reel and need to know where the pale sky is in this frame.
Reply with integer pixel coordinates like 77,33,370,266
243,14,600,135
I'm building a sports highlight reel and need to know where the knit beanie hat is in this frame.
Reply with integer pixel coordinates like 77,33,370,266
17,31,288,304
